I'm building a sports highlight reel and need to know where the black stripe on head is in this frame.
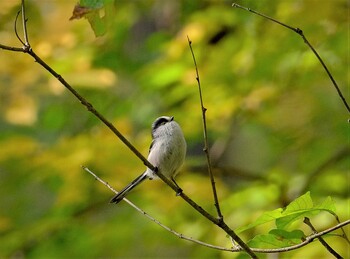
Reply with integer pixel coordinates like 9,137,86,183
152,116,173,132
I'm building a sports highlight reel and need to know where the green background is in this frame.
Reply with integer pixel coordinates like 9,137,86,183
0,0,349,258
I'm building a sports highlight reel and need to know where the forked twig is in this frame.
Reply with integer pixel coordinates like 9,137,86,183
250,219,350,253
187,36,223,221
1,1,348,257
303,217,343,259
232,3,350,114
3,2,256,257
84,167,350,255
82,166,241,253
186,35,258,258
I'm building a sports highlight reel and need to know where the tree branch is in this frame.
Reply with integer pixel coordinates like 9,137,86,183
187,36,224,221
1,2,347,258
187,35,258,258
250,219,350,254
1,2,257,257
83,166,350,255
82,166,240,252
232,2,350,114
304,217,343,258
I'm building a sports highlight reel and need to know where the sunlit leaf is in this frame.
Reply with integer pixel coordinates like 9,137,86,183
235,208,283,233
276,192,336,229
236,192,337,232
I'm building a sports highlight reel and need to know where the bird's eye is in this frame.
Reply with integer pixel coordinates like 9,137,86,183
152,117,169,131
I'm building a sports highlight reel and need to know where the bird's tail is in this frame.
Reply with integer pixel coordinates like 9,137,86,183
110,172,148,204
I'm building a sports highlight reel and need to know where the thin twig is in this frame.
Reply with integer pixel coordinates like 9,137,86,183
187,36,223,221
27,51,154,170
1,1,347,257
7,3,255,256
82,166,240,252
303,217,343,259
83,166,350,254
186,36,257,258
332,214,350,245
249,219,350,254
21,0,29,47
0,43,23,52
232,3,350,114
14,11,25,45
10,6,154,172
5,4,255,255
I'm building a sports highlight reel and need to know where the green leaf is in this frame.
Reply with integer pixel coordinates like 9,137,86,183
76,0,114,37
316,196,336,215
236,192,337,232
86,13,106,37
248,229,305,248
276,192,336,229
283,191,314,213
235,208,283,233
80,0,104,9
269,229,305,240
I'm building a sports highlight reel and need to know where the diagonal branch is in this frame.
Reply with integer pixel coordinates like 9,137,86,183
1,2,256,258
2,1,346,258
84,166,350,255
250,219,350,254
29,46,257,256
232,2,350,114
303,217,343,259
82,166,241,252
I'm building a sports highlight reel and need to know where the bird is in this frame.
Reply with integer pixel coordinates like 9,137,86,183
110,116,186,204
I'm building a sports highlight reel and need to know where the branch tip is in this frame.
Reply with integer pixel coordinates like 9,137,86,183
231,2,349,113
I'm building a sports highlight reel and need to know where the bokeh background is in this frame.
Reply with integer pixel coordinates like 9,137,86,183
0,0,349,258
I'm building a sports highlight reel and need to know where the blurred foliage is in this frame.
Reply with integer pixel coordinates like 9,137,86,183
0,0,349,258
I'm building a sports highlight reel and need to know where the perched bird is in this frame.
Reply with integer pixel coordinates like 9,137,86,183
110,116,186,204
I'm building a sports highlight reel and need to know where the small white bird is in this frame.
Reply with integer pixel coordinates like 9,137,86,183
110,116,186,204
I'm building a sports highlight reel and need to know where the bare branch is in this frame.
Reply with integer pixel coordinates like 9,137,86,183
249,219,350,254
187,36,257,258
1,2,347,257
0,43,24,52
84,166,350,255
232,2,350,114
187,36,223,220
22,32,257,258
82,166,241,252
304,217,343,258
1,3,257,257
